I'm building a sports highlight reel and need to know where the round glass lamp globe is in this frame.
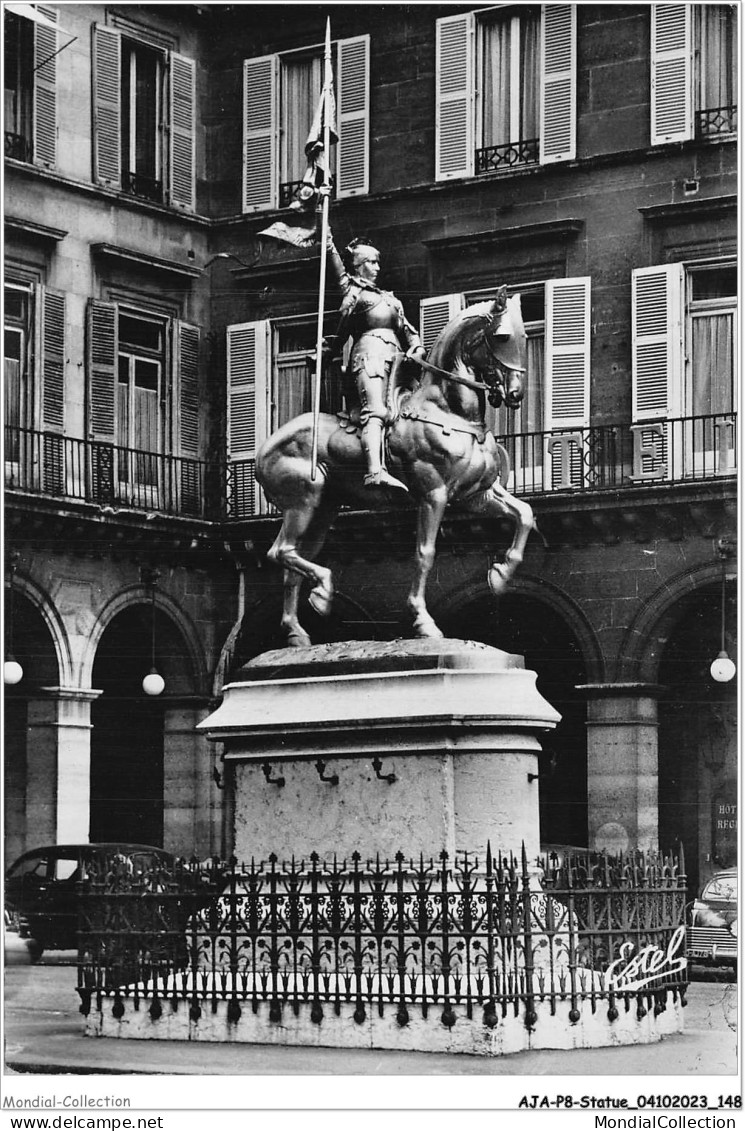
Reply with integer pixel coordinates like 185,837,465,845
4,659,23,685
710,651,736,684
142,669,165,696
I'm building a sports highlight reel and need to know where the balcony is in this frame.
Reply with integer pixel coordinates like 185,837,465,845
5,131,31,162
4,427,208,519
696,105,737,139
5,413,737,524
475,138,539,175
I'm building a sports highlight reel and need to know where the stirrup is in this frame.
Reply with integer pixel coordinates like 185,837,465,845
364,469,409,493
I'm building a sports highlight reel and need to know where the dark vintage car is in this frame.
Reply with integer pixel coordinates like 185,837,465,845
687,868,738,968
4,843,176,959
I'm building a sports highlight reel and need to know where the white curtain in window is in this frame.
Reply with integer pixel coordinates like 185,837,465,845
519,15,540,141
282,55,323,182
482,20,511,147
697,6,737,110
276,358,311,429
689,312,733,416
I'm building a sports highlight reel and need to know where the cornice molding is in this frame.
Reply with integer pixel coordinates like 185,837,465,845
422,219,584,255
638,194,737,224
5,216,68,243
91,243,202,279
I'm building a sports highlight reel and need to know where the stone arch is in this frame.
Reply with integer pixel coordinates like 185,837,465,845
82,584,209,694
8,571,72,686
619,562,726,684
431,571,606,682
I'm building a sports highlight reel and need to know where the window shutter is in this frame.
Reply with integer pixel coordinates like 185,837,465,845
545,277,590,488
37,288,65,434
336,35,369,198
168,53,196,212
242,56,278,212
419,294,466,352
36,286,65,493
87,300,118,443
33,5,58,168
86,299,118,502
435,13,474,182
175,321,200,514
631,265,684,480
651,5,692,144
227,320,270,516
92,25,122,188
540,5,576,164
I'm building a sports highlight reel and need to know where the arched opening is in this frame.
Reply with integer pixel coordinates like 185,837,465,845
4,591,60,860
440,593,588,848
91,603,193,847
658,579,737,896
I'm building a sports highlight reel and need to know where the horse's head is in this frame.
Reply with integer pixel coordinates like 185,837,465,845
465,287,527,410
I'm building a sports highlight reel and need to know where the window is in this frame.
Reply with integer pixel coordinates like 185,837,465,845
242,35,369,213
477,8,541,172
4,6,58,167
4,285,31,466
117,312,164,494
226,315,344,515
92,25,195,210
420,278,591,492
87,301,200,511
632,262,737,479
436,6,576,182
651,5,737,144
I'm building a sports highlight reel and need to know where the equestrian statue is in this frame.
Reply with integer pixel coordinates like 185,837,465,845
255,229,535,648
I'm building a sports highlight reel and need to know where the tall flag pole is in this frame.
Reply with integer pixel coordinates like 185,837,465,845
310,19,334,481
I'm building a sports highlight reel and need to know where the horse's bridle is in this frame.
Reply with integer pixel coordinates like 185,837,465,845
464,316,524,409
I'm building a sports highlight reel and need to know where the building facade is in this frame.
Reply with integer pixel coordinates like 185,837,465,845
4,3,737,892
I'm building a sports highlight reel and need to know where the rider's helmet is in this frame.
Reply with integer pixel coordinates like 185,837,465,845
346,237,380,271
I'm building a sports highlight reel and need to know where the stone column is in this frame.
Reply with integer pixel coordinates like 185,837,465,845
43,687,102,844
580,683,662,853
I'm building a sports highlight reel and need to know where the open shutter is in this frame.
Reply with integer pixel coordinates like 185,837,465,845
168,53,196,212
227,320,270,516
651,5,692,144
631,264,684,479
33,5,58,168
336,35,369,198
242,55,278,212
540,5,576,164
92,25,121,188
175,322,201,514
36,287,65,494
436,13,474,182
87,299,118,502
545,277,590,488
420,294,466,352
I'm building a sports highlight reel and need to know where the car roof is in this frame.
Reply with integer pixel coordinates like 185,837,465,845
8,843,173,862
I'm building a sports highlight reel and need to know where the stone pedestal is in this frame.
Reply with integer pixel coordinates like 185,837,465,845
199,639,561,862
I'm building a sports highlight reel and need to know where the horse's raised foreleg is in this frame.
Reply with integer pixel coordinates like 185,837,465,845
267,505,337,646
464,482,535,596
406,488,448,638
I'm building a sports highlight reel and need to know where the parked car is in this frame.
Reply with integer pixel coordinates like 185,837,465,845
687,868,738,968
4,843,176,960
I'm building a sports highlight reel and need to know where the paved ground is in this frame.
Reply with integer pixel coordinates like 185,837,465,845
2,958,738,1077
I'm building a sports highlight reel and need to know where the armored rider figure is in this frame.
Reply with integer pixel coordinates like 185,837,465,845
325,233,426,492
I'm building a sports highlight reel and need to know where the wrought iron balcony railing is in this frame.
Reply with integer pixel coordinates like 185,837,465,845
695,104,737,139
5,131,31,162
4,427,208,519
122,171,164,203
4,412,737,523
476,137,539,174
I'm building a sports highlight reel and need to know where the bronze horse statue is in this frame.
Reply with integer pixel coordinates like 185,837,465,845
256,287,534,647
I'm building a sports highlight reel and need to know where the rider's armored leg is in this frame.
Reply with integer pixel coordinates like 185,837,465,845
359,372,408,492
361,416,408,492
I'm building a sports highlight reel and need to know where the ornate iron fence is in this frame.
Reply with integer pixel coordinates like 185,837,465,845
77,847,688,1029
